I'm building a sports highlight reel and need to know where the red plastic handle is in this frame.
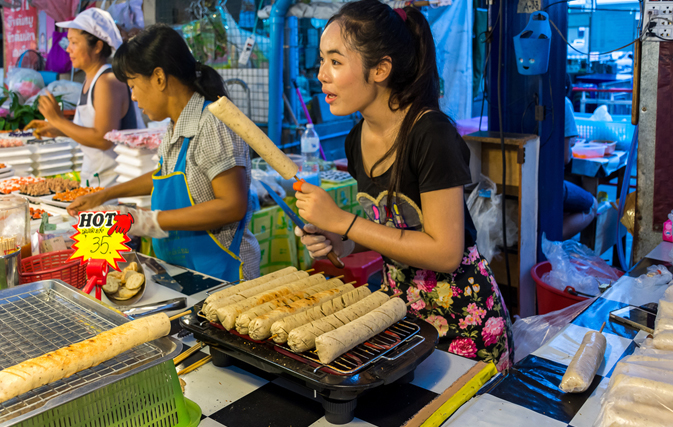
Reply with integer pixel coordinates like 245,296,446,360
83,276,97,295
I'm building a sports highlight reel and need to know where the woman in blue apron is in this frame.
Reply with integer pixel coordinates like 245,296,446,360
26,8,144,188
67,24,261,281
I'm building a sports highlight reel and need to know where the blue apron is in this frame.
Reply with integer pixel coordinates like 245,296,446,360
151,101,245,282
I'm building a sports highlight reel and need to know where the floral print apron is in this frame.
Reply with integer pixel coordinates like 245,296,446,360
384,244,514,371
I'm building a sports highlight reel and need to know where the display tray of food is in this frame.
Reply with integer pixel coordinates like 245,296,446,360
18,177,79,197
0,280,180,427
29,207,50,220
0,177,45,195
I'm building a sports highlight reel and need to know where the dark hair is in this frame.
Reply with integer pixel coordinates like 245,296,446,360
112,24,228,102
80,30,112,59
327,0,442,209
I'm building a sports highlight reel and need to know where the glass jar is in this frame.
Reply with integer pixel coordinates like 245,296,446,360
0,195,30,259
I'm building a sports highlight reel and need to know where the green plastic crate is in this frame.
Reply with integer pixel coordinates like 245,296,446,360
14,361,201,427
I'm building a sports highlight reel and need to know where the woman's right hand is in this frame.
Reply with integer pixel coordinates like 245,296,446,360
67,191,109,217
295,223,355,260
24,120,62,139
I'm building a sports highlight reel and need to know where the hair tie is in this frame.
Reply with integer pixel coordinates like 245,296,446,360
195,61,202,79
394,8,407,22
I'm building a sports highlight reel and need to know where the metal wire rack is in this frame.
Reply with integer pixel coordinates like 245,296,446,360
276,318,425,375
0,282,170,424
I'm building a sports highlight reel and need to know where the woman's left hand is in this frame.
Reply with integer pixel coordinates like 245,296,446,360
37,91,64,123
295,182,351,234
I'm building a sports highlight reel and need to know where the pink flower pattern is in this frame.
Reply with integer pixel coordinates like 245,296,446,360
448,338,478,358
383,242,514,371
482,317,505,346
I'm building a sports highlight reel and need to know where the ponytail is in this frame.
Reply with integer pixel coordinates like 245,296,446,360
327,0,442,210
113,24,228,102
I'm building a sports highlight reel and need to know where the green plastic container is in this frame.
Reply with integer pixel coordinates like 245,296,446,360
13,361,201,427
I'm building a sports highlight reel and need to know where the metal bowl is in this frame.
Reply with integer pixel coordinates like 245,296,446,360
104,252,146,306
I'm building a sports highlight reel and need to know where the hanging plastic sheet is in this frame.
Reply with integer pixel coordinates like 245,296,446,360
31,0,79,22
425,0,473,121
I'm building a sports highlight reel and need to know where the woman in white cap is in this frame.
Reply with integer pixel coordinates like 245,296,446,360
26,8,143,187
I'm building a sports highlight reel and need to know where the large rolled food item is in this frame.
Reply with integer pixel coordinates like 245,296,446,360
559,330,606,393
217,273,325,329
272,286,371,343
655,299,673,335
236,278,344,335
315,297,407,364
206,271,312,322
0,313,170,404
204,267,297,306
597,405,673,427
248,283,355,340
288,291,390,353
209,97,299,179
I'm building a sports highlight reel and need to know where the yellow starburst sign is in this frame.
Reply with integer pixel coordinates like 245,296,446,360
69,210,132,270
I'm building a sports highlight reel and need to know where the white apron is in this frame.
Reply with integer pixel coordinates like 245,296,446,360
73,64,144,188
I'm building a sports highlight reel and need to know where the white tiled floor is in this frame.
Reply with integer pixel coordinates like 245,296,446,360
531,324,634,377
411,350,478,394
442,394,568,426
182,363,269,416
567,377,610,427
308,417,376,427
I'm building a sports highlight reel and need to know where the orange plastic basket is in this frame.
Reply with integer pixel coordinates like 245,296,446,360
19,250,87,288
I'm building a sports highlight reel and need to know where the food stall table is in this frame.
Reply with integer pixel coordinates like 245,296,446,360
126,254,487,427
443,242,673,427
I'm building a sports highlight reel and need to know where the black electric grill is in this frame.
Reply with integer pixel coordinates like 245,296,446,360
180,300,439,424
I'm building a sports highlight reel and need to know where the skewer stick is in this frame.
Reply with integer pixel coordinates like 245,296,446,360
345,281,357,286
391,292,403,298
177,355,213,376
599,322,606,334
169,310,192,322
173,341,205,366
271,334,278,340
406,297,421,307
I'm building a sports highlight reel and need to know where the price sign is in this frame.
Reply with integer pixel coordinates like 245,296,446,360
69,211,133,270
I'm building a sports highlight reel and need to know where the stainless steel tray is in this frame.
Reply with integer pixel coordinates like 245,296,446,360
0,279,181,427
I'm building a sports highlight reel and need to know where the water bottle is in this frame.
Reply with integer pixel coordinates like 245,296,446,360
301,124,320,174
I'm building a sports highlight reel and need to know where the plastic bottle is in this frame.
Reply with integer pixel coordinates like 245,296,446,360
301,124,320,173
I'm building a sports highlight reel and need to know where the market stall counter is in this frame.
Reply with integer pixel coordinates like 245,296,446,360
0,251,494,427
444,241,673,427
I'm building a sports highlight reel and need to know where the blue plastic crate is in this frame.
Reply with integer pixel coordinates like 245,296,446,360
574,113,636,151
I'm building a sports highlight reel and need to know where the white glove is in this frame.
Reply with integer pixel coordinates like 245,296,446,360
97,205,169,239
295,223,355,260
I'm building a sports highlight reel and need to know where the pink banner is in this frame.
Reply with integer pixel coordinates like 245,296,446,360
3,0,38,74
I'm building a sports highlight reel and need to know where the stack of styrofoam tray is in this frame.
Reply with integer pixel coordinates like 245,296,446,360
0,164,14,179
0,145,34,176
32,141,74,177
113,145,158,208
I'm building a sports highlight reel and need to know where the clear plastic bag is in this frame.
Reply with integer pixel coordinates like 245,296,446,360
634,265,673,288
6,68,45,103
559,330,606,393
466,174,518,263
26,80,83,110
251,169,286,207
541,234,622,296
511,297,595,363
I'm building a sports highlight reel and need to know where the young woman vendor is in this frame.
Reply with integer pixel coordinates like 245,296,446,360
26,8,144,188
67,24,261,281
295,0,514,369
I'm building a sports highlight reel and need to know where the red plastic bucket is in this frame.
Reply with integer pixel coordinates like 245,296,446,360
531,261,588,315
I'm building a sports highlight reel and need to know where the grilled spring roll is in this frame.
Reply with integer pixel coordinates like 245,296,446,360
235,278,345,335
216,273,326,329
271,286,371,343
287,291,390,353
205,271,311,322
315,297,407,364
247,284,356,340
203,267,297,310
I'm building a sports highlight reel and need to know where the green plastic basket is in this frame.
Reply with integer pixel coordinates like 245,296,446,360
13,361,201,427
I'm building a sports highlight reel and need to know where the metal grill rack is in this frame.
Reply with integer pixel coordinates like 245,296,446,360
277,319,425,375
0,281,178,426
